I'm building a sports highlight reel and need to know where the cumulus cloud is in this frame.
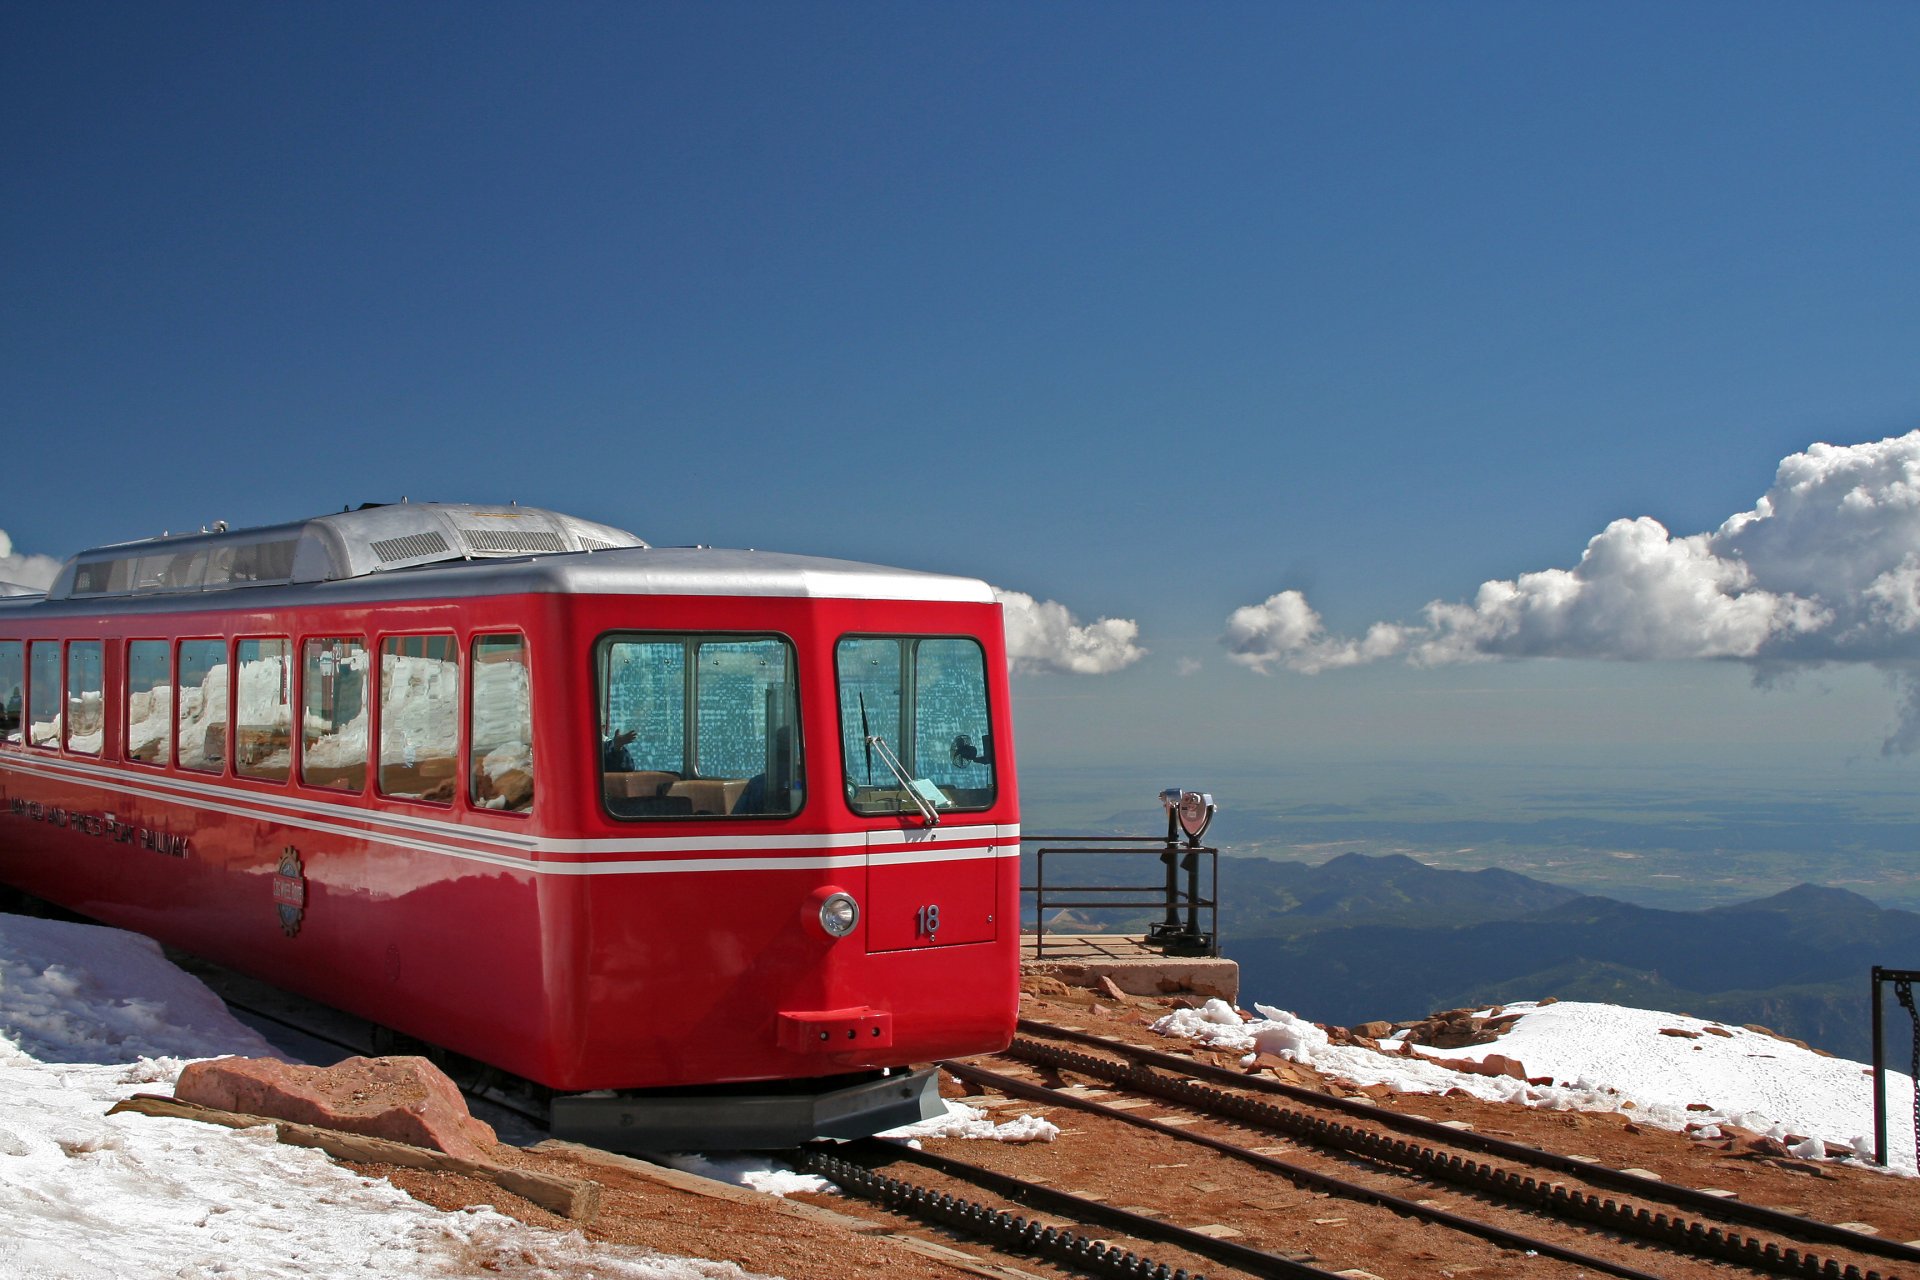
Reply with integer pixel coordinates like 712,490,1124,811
0,530,61,592
1220,430,1920,750
1224,590,1409,674
993,588,1146,676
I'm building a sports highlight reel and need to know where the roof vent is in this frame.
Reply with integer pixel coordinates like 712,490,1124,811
371,531,452,564
459,528,567,555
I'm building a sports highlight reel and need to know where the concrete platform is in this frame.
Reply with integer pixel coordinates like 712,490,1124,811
1021,932,1239,1002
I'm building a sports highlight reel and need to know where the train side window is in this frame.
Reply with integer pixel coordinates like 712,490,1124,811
378,635,458,803
127,641,172,765
598,634,802,819
301,637,369,792
27,640,60,747
837,635,996,816
64,641,104,756
175,639,229,773
0,641,21,746
470,634,533,812
234,638,293,782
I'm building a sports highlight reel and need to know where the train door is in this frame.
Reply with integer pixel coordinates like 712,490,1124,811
834,635,1002,953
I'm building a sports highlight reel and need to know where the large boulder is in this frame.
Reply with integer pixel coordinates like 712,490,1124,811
174,1055,499,1163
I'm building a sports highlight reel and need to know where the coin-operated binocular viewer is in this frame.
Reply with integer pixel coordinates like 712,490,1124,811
1148,789,1217,956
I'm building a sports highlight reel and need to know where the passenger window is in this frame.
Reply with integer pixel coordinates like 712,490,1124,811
470,634,533,812
127,641,172,765
64,642,104,756
379,635,458,803
0,641,20,746
302,638,368,791
234,638,293,781
28,641,60,747
598,634,802,819
837,635,995,816
175,640,229,773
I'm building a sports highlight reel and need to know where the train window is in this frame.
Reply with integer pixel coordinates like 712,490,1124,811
234,638,293,782
301,638,369,792
470,634,533,812
27,641,60,747
127,641,172,765
0,641,20,746
837,636,995,817
596,634,802,819
64,642,104,755
175,639,229,773
378,635,458,803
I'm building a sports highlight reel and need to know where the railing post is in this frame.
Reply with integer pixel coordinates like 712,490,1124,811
1873,965,1886,1167
1036,847,1047,960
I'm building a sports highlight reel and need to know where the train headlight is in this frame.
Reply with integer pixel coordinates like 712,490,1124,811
818,890,860,938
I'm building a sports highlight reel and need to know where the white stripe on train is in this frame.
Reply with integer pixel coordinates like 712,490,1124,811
0,752,1019,876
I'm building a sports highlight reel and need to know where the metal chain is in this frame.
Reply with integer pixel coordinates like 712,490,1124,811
1898,978,1920,1155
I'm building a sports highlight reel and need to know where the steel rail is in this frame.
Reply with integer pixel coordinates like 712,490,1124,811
812,1138,1342,1280
1018,1017,1920,1274
941,1056,1674,1280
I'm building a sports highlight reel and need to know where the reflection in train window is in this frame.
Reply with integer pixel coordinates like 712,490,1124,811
64,641,103,756
127,640,172,765
28,641,60,748
379,635,458,803
302,637,368,791
470,634,533,812
0,641,20,746
234,638,292,781
175,639,228,773
597,634,802,820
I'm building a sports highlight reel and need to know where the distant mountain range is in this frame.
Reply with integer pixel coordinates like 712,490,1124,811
1206,852,1920,1061
1026,846,1920,1061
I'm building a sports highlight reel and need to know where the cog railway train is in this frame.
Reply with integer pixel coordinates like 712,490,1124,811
0,503,1020,1146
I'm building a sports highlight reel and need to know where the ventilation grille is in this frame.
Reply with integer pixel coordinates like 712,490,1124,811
462,529,567,554
579,537,617,552
371,531,452,563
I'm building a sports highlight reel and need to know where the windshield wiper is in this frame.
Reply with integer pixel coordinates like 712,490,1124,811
864,732,941,827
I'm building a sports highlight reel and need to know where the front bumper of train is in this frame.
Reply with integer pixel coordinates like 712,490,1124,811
547,1064,942,1150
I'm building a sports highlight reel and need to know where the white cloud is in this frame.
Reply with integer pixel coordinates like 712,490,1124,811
993,588,1145,675
1223,590,1408,674
0,530,61,592
1219,430,1920,749
1174,657,1203,677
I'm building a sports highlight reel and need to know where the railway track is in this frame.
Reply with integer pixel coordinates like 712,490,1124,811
175,955,1917,1280
934,1017,1916,1280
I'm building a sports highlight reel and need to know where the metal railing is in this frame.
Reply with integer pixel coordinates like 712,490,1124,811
1021,829,1218,959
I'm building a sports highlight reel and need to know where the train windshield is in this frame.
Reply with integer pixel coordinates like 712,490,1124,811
837,636,995,817
598,634,802,819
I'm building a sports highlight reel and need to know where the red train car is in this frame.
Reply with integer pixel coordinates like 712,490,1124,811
0,503,1020,1146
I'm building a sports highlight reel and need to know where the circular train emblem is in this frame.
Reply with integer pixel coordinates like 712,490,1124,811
272,846,308,937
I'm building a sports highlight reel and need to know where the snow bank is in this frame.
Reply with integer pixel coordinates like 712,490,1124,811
0,912,780,1279
1153,997,1918,1176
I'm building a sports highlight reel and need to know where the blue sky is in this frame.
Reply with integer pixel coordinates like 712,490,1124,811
6,3,1920,822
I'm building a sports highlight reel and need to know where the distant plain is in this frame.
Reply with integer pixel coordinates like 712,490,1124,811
1019,746,1920,912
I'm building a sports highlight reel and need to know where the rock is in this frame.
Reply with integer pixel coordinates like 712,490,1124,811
174,1055,499,1163
1356,1082,1394,1101
1702,1026,1733,1038
1096,975,1129,1003
1686,1102,1714,1111
1659,1028,1701,1039
1537,996,1558,1006
1021,975,1072,997
1352,1021,1394,1040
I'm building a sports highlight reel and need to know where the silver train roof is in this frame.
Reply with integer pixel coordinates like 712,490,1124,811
19,503,993,611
